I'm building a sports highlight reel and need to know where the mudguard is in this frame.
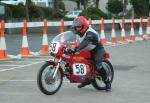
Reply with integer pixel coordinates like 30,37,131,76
46,59,64,77
46,59,57,65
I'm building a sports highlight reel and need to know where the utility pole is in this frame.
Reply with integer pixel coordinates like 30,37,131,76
148,0,150,16
132,6,134,17
123,0,128,17
25,0,30,21
123,0,125,16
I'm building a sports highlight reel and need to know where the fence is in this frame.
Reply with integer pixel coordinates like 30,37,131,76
0,17,150,60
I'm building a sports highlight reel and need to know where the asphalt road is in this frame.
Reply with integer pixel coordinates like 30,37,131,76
0,40,150,103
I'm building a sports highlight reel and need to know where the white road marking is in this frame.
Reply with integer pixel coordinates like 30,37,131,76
0,80,36,82
0,65,23,66
105,42,127,48
0,92,39,95
0,61,44,72
0,59,47,63
0,79,69,82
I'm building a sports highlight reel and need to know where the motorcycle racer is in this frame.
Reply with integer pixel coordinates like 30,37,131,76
71,16,111,91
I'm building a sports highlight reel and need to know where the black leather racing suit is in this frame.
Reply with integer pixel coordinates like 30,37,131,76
75,27,108,81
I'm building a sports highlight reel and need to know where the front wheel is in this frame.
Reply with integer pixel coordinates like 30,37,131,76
37,62,63,95
92,60,114,90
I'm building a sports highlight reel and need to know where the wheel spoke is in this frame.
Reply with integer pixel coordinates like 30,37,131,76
39,63,62,94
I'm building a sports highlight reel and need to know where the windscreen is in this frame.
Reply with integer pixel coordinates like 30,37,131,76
52,31,81,43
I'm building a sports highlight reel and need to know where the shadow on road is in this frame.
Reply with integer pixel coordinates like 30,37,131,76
113,65,136,71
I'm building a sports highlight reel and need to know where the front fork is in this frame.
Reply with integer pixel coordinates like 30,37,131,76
52,58,62,79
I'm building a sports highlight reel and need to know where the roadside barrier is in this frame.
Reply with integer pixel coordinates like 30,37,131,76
60,19,64,33
0,20,10,60
88,18,92,27
0,17,149,60
138,17,143,38
110,17,117,44
120,17,127,43
143,17,150,40
40,19,49,55
21,20,32,57
100,17,107,46
129,16,135,41
146,17,150,36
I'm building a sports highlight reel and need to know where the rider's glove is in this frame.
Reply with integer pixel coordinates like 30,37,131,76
68,47,77,54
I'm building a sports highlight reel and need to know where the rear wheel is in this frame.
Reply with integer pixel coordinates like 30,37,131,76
92,60,114,90
37,62,63,95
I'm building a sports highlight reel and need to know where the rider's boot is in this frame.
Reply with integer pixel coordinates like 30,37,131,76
104,80,111,91
97,64,111,91
78,80,91,88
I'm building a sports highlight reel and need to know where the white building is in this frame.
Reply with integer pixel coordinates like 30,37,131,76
0,0,52,7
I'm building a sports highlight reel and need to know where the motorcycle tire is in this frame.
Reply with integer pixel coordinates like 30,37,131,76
37,62,63,95
92,60,114,90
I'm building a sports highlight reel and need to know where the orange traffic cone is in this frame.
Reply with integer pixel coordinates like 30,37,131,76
146,17,150,37
88,18,92,27
40,19,49,55
129,16,135,41
21,20,31,57
138,17,143,38
100,17,107,46
120,17,127,43
0,20,9,60
60,19,64,33
110,17,117,44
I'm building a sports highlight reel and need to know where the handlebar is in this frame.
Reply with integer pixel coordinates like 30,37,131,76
62,47,68,52
62,46,79,54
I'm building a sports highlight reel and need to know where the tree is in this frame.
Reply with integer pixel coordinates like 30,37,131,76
130,0,149,17
66,0,101,17
25,0,32,21
70,0,81,10
96,0,100,9
123,0,128,16
149,0,150,16
76,0,81,9
80,7,107,19
87,0,100,9
106,0,123,17
52,0,65,19
69,0,87,10
52,0,58,16
80,0,87,10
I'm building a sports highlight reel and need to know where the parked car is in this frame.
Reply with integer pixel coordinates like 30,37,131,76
65,10,82,19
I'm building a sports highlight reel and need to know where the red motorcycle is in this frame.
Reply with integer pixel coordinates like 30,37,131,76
37,31,114,95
